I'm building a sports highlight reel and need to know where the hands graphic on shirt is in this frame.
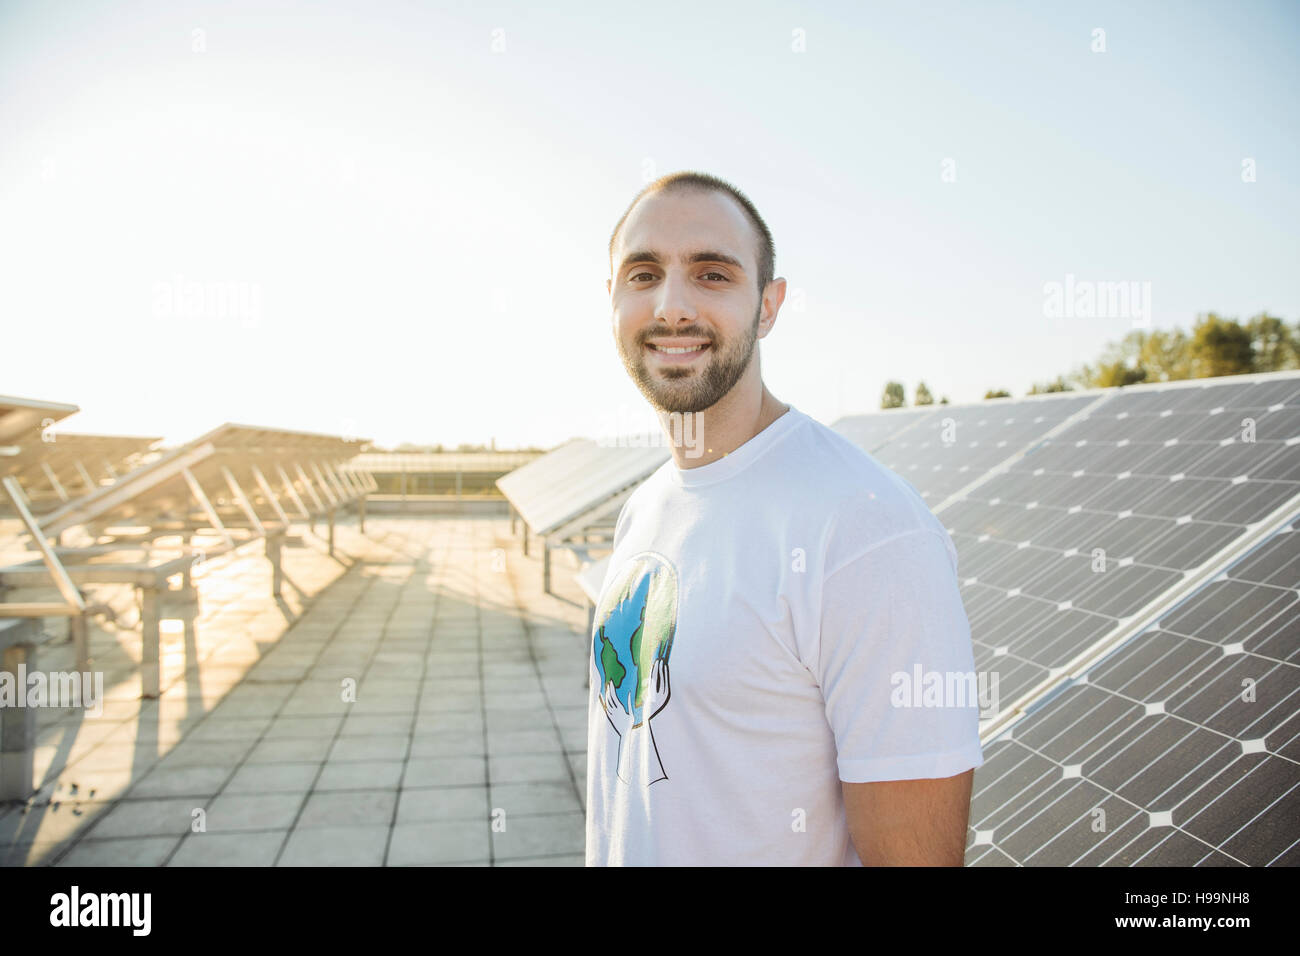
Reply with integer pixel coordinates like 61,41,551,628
601,656,671,729
601,657,671,787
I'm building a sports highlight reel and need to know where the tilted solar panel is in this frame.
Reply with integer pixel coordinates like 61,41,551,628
966,515,1300,867
946,374,1300,727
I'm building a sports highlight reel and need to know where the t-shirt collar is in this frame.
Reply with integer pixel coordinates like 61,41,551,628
668,403,805,488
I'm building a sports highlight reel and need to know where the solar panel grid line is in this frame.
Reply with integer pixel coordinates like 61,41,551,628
968,726,1238,867
841,393,1107,508
967,516,1300,865
978,489,1300,743
925,391,1120,516
953,378,1300,738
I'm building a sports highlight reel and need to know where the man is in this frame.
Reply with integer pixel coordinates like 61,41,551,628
585,171,983,866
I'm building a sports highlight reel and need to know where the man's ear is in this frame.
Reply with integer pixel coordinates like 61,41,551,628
758,277,788,337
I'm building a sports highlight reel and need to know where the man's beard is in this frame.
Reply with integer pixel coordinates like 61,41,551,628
618,305,761,414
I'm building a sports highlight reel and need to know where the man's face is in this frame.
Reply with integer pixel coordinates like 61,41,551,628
608,189,772,415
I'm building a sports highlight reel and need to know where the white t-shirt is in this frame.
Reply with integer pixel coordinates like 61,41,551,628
584,404,984,866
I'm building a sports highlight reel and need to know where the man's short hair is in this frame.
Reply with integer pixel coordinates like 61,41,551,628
608,171,776,297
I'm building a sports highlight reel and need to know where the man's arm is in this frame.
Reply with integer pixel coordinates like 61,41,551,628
842,770,973,866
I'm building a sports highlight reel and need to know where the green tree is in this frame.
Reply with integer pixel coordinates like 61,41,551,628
915,382,934,405
939,396,950,404
881,381,905,409
1137,328,1193,381
1246,313,1299,371
984,389,1011,399
1190,313,1254,378
1028,376,1073,394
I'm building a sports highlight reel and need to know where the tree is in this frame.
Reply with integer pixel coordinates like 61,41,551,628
1246,313,1299,372
1137,328,1193,381
1028,376,1073,394
915,382,934,406
1190,313,1254,378
939,396,950,404
984,389,1011,399
881,381,905,409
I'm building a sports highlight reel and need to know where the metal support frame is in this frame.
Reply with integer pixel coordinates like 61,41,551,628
309,461,339,507
294,462,327,512
221,465,265,538
276,464,311,519
182,467,235,550
252,464,292,528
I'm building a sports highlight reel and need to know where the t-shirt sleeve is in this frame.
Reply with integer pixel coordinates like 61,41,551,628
817,527,985,783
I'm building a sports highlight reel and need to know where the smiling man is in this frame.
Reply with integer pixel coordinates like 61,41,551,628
585,171,984,866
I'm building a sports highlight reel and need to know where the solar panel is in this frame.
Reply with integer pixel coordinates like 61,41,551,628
860,393,1104,506
1,433,162,513
965,514,1300,866
497,440,668,539
831,406,937,455
37,422,368,538
943,373,1300,730
0,395,78,445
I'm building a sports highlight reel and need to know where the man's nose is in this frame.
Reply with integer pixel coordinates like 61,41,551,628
654,271,698,325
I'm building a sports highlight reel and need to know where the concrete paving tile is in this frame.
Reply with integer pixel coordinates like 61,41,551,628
395,786,488,824
246,737,334,764
483,691,548,711
489,753,572,783
128,765,230,799
490,811,585,861
328,735,409,762
264,714,343,738
0,800,111,847
158,739,255,769
495,854,583,867
552,706,588,731
206,792,306,832
419,694,483,713
168,830,287,866
485,728,563,754
409,730,485,758
413,710,482,734
277,825,389,866
0,840,66,865
483,709,542,732
225,761,321,794
339,714,412,737
489,780,582,817
55,836,181,866
403,755,486,788
387,820,489,866
182,716,274,742
297,789,397,828
90,797,205,839
316,760,404,791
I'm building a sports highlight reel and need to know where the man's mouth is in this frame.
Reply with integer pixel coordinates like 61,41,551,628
646,340,711,363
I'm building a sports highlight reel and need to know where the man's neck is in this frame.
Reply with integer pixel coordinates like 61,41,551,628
659,380,790,470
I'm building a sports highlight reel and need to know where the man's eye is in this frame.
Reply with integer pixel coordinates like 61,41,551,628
703,272,728,282
630,272,654,282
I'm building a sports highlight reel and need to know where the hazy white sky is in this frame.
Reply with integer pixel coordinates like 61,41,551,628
2,0,1296,449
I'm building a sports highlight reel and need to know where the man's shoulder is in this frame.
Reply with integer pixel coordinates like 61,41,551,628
784,415,952,567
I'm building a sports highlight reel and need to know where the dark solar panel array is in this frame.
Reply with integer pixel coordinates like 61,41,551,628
965,516,1300,866
945,375,1300,723
831,406,937,456
863,394,1102,505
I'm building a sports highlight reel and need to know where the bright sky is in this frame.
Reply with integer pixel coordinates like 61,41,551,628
2,0,1296,450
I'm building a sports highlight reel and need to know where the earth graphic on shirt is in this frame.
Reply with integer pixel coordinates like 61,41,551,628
592,551,679,787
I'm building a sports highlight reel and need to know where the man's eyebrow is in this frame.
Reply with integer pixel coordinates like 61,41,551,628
615,250,746,275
